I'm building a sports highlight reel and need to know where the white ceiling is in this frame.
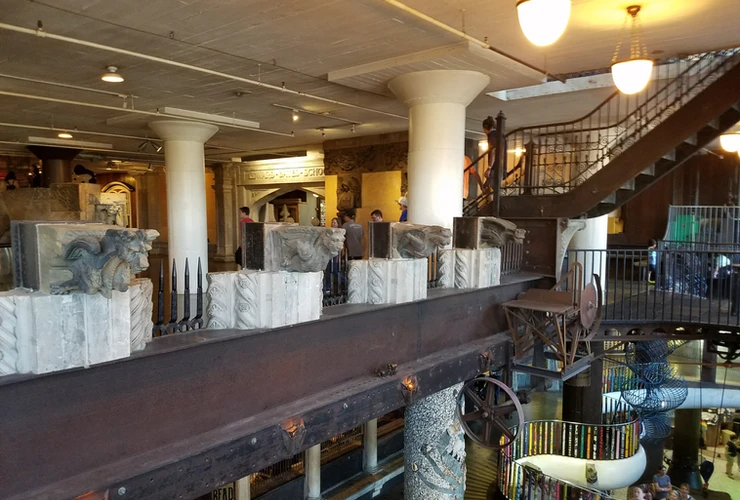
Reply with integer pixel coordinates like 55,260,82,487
0,0,738,163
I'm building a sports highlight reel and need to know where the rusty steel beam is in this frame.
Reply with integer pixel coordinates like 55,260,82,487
0,274,547,500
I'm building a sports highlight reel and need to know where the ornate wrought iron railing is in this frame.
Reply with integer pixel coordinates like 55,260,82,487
567,247,740,326
152,258,205,337
498,49,740,196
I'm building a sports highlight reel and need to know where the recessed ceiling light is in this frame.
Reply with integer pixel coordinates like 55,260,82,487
101,65,124,83
57,132,73,139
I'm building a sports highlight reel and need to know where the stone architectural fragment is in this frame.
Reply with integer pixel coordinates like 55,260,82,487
453,217,525,249
369,222,452,259
206,270,323,330
438,248,501,289
242,223,345,272
347,258,427,305
129,279,154,352
12,221,158,298
0,288,131,376
405,384,466,500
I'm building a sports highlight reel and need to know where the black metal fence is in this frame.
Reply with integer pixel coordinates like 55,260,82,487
153,258,205,337
567,248,740,326
501,241,524,277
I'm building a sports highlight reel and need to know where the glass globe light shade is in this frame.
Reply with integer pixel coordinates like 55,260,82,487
516,0,571,47
720,134,740,153
611,59,654,95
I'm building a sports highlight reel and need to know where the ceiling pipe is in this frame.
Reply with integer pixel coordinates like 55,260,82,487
0,72,137,100
0,139,162,158
0,121,244,152
0,89,295,138
379,0,565,83
0,22,408,121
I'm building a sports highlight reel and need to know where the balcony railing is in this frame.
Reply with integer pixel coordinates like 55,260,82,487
499,409,639,500
566,247,740,326
663,205,740,244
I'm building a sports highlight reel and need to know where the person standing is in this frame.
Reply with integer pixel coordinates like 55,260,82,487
342,209,364,260
726,435,738,477
653,466,672,500
370,209,383,222
397,197,408,222
234,206,254,268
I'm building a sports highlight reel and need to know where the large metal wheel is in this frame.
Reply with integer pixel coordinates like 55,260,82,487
456,376,525,449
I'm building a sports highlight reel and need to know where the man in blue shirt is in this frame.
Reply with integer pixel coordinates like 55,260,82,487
653,465,672,499
398,196,408,222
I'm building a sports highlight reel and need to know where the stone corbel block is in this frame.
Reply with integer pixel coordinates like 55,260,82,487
453,217,525,249
242,223,345,272
437,248,501,289
0,289,131,376
206,270,323,330
347,258,427,305
369,222,452,259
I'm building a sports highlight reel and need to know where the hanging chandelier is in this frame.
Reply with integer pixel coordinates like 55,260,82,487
611,5,653,95
720,133,740,153
516,0,571,47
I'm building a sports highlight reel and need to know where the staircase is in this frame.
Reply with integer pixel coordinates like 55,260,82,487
465,49,740,219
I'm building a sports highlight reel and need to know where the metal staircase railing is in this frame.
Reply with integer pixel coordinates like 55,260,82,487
464,48,740,218
503,49,740,195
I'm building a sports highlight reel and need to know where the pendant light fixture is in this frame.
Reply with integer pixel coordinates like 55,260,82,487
720,133,740,153
611,5,653,95
101,65,124,83
516,0,571,47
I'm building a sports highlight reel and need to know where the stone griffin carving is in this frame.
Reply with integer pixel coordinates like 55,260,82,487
54,228,159,299
269,227,345,273
392,224,452,259
479,217,526,248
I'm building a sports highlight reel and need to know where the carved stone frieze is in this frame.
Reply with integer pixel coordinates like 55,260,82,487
206,273,235,330
324,141,408,175
0,295,18,375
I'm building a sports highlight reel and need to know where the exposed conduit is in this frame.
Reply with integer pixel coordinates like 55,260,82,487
0,22,409,121
380,0,564,83
0,72,137,100
0,90,295,138
0,121,245,151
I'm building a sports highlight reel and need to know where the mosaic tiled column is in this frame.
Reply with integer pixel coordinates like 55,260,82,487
404,384,466,499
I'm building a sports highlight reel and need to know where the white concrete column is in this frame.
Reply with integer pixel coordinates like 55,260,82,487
304,444,322,500
236,475,251,500
149,120,218,290
363,418,379,474
568,214,608,297
389,70,490,230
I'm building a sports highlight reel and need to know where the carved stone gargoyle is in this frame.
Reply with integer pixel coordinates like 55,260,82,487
54,228,159,298
270,226,345,272
452,216,525,250
391,224,452,259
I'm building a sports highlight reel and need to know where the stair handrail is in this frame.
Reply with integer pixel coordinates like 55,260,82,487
500,48,740,194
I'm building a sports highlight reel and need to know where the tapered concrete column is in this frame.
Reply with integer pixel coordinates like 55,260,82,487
568,214,608,296
304,444,322,500
389,70,490,230
363,418,379,474
149,120,218,290
404,384,466,499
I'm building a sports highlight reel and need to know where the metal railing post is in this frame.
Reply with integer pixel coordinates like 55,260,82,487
492,111,507,217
